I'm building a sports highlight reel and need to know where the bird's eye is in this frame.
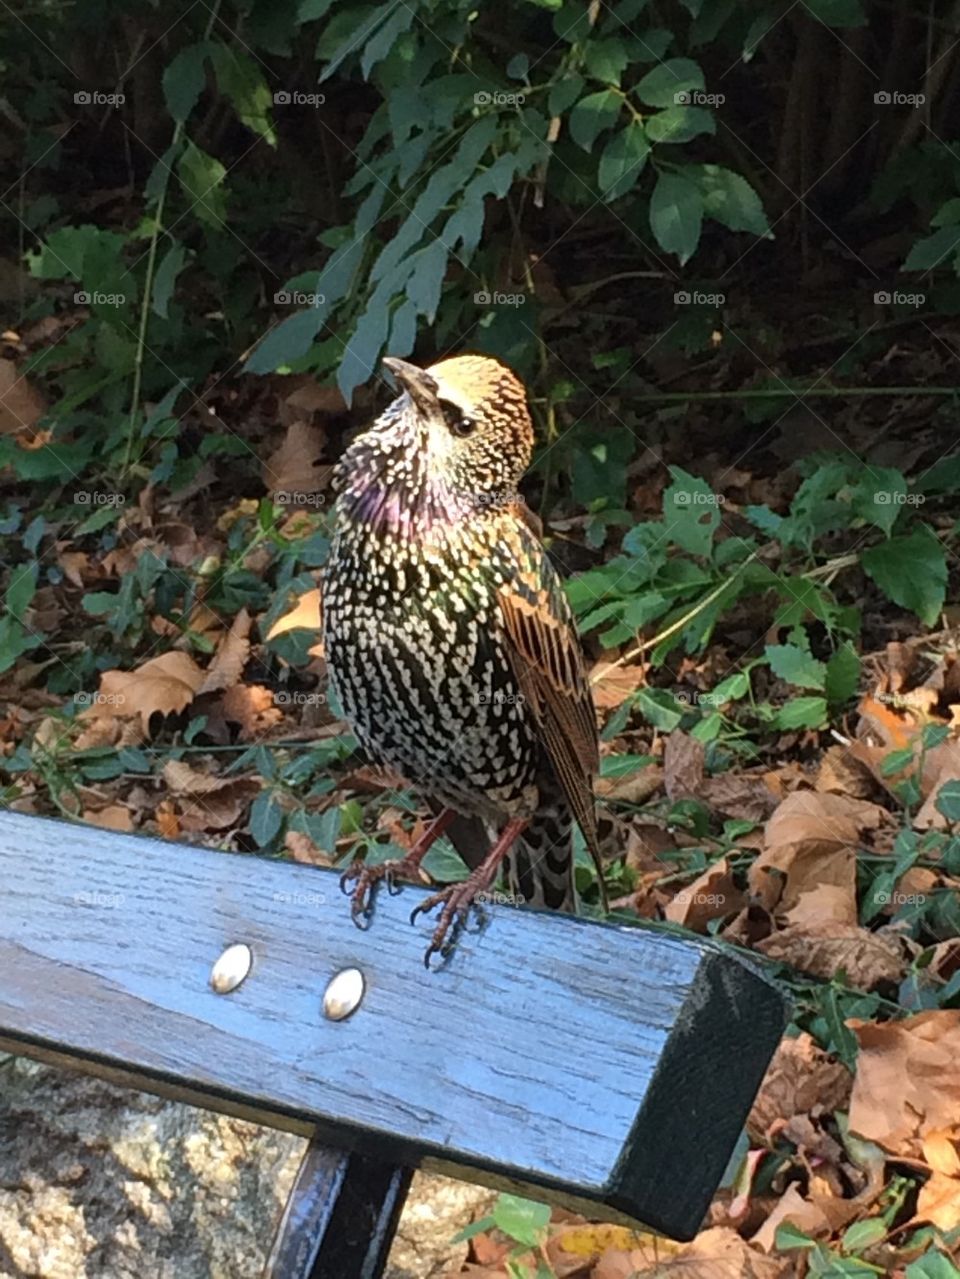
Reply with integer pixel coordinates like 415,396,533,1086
439,398,476,438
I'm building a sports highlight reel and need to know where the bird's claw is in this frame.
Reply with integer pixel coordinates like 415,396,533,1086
340,856,423,928
411,885,490,967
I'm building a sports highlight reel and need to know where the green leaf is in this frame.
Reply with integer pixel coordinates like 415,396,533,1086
548,73,584,116
904,224,960,271
250,790,284,847
569,90,622,149
776,697,828,729
636,58,704,108
935,780,960,823
492,1194,551,1248
693,164,771,236
826,643,861,706
775,1221,816,1250
177,140,227,226
644,104,715,144
662,466,720,556
583,38,629,85
804,0,867,26
360,5,415,80
766,643,827,691
841,1218,887,1253
861,525,947,626
598,122,650,200
850,466,908,535
906,1250,960,1279
209,42,277,144
163,42,209,123
649,171,703,264
404,240,448,323
5,562,37,620
152,242,188,319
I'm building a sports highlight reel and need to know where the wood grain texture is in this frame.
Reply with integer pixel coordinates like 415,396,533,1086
0,811,788,1239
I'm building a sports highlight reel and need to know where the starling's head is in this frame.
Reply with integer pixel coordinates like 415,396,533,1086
337,353,534,532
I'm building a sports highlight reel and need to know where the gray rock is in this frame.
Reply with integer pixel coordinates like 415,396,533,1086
0,1057,493,1279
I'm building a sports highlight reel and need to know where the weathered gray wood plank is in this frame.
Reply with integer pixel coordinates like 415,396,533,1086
0,810,788,1239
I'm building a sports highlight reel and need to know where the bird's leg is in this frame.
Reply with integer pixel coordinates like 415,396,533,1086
412,817,530,967
340,808,456,927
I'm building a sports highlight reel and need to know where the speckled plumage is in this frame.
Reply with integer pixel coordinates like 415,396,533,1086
322,354,602,935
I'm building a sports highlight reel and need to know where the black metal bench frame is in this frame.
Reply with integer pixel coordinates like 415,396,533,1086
1,810,789,1277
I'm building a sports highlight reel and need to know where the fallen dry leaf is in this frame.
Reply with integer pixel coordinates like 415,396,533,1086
0,356,47,436
80,651,205,737
663,730,705,800
848,1011,960,1157
221,683,284,739
264,418,330,498
664,855,746,931
749,790,886,915
757,919,905,989
268,588,322,640
749,1032,852,1141
82,804,134,832
589,661,646,709
198,608,251,695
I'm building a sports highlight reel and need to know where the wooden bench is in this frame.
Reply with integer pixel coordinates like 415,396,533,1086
0,810,789,1277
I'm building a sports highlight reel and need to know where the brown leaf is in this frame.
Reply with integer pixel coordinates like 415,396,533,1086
815,745,878,799
677,1226,792,1277
751,1184,857,1254
220,683,283,740
595,763,663,803
178,778,261,832
664,730,705,800
848,1011,960,1157
198,608,251,695
749,1032,852,1141
589,661,646,710
0,356,47,436
83,651,205,736
757,921,905,989
698,773,779,824
916,1170,960,1231
267,588,322,640
664,856,745,931
82,804,134,832
264,419,330,499
749,790,886,915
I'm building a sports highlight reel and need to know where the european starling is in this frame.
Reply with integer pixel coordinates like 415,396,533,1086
322,353,604,962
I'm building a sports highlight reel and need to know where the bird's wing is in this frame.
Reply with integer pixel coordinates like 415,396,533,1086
495,516,605,899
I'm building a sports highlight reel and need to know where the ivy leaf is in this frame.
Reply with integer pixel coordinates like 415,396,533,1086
598,122,650,200
850,465,908,535
935,780,960,823
208,42,277,144
649,171,703,264
776,697,828,730
250,790,284,847
152,242,188,319
492,1194,551,1248
569,90,622,150
636,57,704,108
804,0,867,26
904,225,960,271
825,642,861,706
861,525,947,626
163,41,209,123
583,38,629,86
693,164,771,236
662,466,720,556
644,105,715,144
177,140,227,226
766,643,827,691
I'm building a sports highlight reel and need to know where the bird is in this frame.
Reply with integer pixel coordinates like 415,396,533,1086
321,352,605,964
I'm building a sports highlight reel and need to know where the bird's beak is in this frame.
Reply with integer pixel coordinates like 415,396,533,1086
382,356,440,415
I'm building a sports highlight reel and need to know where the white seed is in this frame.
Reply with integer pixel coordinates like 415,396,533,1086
210,943,253,994
323,967,365,1021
